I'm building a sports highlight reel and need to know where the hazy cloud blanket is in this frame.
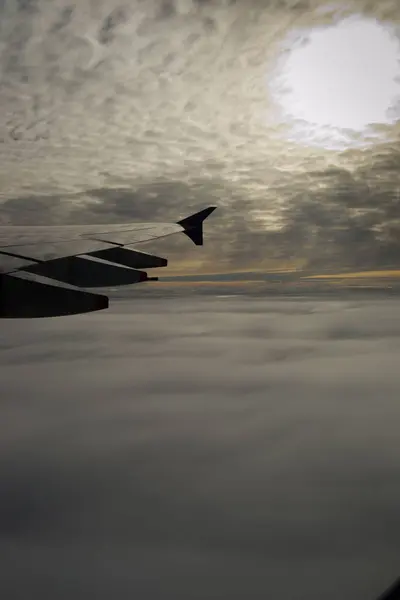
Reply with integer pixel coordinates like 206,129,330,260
1,292,400,599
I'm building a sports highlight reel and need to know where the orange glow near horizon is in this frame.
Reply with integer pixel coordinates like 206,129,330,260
305,270,400,279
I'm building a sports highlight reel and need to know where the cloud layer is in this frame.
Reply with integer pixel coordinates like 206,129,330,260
1,291,400,598
1,0,400,272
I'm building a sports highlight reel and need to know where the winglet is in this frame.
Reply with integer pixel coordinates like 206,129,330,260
177,206,217,246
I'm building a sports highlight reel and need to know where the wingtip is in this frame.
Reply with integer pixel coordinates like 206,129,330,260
177,206,218,246
204,205,217,215
177,206,217,227
203,205,217,217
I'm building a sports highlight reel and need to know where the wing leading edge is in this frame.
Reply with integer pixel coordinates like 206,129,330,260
0,206,217,318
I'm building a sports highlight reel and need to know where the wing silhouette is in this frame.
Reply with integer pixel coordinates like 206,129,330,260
0,206,217,318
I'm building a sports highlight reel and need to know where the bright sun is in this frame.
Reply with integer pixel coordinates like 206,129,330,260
270,16,400,148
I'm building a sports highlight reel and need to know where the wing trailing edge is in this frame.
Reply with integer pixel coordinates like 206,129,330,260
0,272,108,318
88,247,168,269
22,255,149,288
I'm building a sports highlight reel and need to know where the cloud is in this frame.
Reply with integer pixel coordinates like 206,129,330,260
1,0,400,273
0,292,400,598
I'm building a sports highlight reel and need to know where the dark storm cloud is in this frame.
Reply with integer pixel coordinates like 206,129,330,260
1,294,400,599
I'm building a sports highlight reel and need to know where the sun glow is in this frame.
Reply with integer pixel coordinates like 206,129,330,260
269,16,400,148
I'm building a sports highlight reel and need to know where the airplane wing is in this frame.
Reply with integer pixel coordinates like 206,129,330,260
0,206,217,318
375,576,400,600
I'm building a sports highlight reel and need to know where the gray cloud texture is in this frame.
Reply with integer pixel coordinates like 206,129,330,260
1,291,400,598
1,0,400,272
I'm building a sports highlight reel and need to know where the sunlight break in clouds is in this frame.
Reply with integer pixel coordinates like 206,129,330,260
269,15,400,148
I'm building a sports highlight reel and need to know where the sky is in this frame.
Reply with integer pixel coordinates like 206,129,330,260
1,291,400,599
0,0,400,275
2,5,400,598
